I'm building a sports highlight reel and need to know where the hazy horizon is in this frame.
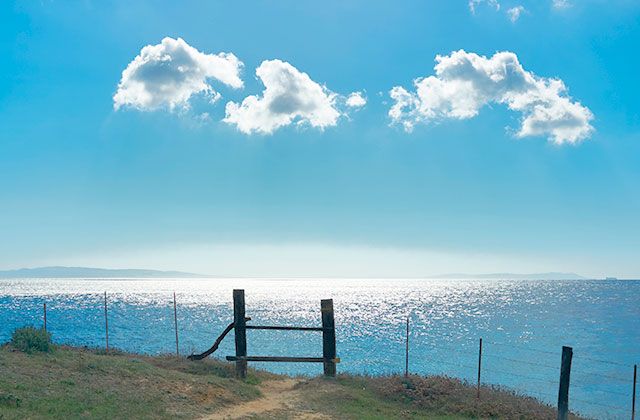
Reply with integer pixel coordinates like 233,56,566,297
2,1,640,278
0,264,598,280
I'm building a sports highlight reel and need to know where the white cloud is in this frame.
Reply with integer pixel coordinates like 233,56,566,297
389,50,594,144
469,0,500,14
507,6,526,22
346,91,367,108
552,0,571,9
113,37,243,112
224,59,343,134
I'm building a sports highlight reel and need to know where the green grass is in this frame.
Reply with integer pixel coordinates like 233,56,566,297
0,344,586,419
295,375,585,420
297,376,462,419
0,345,264,419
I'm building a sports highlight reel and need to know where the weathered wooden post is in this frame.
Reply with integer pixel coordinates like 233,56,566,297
43,302,47,332
632,364,637,420
405,316,410,377
321,299,336,377
104,292,109,353
557,346,573,420
233,289,247,379
173,292,179,357
477,338,483,399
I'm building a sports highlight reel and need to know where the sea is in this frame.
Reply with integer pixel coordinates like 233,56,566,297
0,278,638,419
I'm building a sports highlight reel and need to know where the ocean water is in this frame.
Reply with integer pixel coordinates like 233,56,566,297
0,278,638,419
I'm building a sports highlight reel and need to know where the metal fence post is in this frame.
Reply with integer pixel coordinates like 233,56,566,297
405,316,410,377
477,338,483,399
632,364,637,420
104,292,109,353
173,292,179,357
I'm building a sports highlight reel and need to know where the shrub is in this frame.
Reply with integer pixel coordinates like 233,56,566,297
10,326,53,354
0,393,21,408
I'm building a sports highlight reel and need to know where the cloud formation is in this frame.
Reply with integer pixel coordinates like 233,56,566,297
470,1,569,20
346,91,367,108
507,6,526,22
389,50,594,144
552,0,571,9
224,59,346,134
114,37,243,111
468,0,500,14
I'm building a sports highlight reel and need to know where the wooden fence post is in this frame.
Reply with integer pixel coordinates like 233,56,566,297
632,364,637,420
321,299,336,377
104,292,109,353
233,289,247,379
405,316,410,377
557,346,573,420
43,302,47,332
173,292,179,357
477,338,483,399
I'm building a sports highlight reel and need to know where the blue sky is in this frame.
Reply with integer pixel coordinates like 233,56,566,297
1,0,640,277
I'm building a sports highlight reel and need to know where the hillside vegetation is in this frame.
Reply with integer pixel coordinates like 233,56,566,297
0,343,584,419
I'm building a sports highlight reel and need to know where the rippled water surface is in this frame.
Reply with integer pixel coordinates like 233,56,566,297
1,278,638,419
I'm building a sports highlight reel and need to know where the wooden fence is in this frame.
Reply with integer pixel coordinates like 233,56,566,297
225,289,339,378
24,292,640,419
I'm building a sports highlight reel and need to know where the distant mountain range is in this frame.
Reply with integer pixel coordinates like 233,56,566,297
0,266,208,278
428,272,586,280
0,267,588,280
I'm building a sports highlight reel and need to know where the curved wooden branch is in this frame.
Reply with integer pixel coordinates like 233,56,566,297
187,317,251,361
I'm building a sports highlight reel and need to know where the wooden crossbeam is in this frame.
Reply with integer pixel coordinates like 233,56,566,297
246,325,323,332
226,356,341,363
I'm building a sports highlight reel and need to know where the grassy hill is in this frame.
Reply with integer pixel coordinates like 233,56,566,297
0,345,584,419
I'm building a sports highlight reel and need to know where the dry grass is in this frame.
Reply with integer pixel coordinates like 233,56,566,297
369,375,585,419
0,344,265,419
0,344,588,419
294,375,586,420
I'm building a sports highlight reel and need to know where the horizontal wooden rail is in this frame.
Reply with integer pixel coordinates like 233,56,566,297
226,356,341,363
245,325,323,332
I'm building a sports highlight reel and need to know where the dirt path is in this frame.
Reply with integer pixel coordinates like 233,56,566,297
202,379,330,420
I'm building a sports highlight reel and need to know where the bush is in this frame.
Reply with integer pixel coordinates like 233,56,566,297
0,393,21,408
10,326,53,354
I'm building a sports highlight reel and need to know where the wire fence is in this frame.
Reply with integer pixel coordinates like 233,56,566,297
402,321,637,419
0,292,638,420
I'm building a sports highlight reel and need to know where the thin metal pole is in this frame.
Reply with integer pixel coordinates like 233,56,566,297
405,316,410,377
104,292,109,353
43,302,47,331
632,364,637,420
173,292,179,357
477,338,483,399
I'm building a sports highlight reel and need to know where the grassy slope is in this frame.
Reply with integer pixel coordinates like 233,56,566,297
296,376,583,420
0,346,584,420
0,345,264,419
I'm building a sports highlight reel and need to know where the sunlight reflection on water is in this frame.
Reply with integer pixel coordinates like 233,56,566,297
0,278,638,419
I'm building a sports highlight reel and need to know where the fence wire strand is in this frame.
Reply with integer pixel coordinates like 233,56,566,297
482,353,558,370
6,294,638,420
483,367,558,386
570,397,628,412
576,354,633,368
571,383,630,397
487,340,559,356
572,371,631,384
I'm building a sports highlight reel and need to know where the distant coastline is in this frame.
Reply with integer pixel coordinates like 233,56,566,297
0,266,590,280
0,266,208,279
426,272,587,280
